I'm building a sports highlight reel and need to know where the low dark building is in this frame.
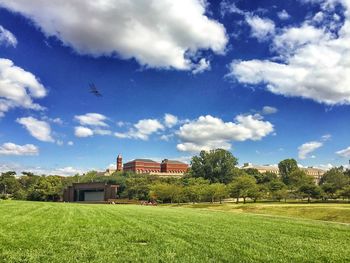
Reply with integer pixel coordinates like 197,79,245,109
63,182,118,202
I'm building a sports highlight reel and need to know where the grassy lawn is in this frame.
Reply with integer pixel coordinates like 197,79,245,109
0,201,349,262
173,202,350,224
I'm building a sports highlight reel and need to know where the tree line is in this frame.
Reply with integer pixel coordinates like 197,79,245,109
1,149,350,203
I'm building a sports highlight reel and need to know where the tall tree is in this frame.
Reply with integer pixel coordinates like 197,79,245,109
278,159,298,185
298,184,322,203
190,149,238,184
229,175,257,204
205,183,228,203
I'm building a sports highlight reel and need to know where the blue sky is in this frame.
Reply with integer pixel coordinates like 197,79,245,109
0,0,350,175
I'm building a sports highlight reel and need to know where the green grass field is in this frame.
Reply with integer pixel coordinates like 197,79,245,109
173,202,350,224
0,201,349,262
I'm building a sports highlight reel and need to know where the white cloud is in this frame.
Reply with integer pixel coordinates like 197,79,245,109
228,0,350,105
246,15,275,41
298,141,323,159
0,25,17,47
94,129,112,136
160,134,174,141
272,24,328,55
220,1,245,16
0,58,46,117
262,106,278,115
53,166,86,176
67,141,74,146
321,134,332,141
74,113,108,127
74,126,94,138
0,162,89,176
336,146,350,158
0,0,227,70
192,58,211,74
16,117,54,142
115,119,164,140
176,114,274,152
164,113,178,128
277,10,291,20
0,142,38,156
116,121,125,127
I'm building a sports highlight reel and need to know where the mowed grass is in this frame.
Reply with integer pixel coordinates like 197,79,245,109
174,203,350,224
0,201,349,263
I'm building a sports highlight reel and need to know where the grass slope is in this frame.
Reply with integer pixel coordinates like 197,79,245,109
174,203,350,224
0,201,349,263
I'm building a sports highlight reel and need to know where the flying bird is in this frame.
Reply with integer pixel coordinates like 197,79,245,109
89,83,102,97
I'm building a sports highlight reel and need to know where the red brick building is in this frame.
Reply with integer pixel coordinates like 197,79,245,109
161,159,189,174
120,156,188,175
123,159,161,173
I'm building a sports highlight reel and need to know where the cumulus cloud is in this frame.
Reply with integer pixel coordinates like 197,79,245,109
321,134,332,141
0,25,17,47
336,146,350,157
228,0,350,105
262,106,278,115
0,142,38,155
74,126,94,138
164,113,178,128
192,58,211,74
74,113,108,127
277,10,291,20
176,114,274,152
67,141,74,146
0,163,89,176
16,117,54,142
246,15,276,41
0,58,46,117
0,0,227,70
115,119,164,140
298,141,323,159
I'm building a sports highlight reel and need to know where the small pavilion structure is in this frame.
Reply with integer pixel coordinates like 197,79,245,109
63,182,118,202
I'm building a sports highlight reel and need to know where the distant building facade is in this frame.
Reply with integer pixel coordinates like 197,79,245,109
242,163,279,175
301,167,325,184
242,163,325,185
123,159,161,173
63,182,118,202
117,155,189,175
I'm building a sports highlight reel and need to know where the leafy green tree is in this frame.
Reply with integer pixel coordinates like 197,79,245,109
190,149,238,184
245,169,278,184
268,180,288,201
278,159,298,185
183,178,209,203
249,184,267,203
298,184,322,203
27,176,63,201
205,183,228,203
338,185,350,201
150,183,183,204
126,175,153,200
288,169,313,189
321,168,349,187
0,171,21,195
229,175,257,204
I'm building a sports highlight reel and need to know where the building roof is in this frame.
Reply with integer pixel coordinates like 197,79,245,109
162,159,187,165
301,167,326,172
242,164,279,171
126,159,159,163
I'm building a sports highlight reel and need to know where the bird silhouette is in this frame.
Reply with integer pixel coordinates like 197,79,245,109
89,83,102,97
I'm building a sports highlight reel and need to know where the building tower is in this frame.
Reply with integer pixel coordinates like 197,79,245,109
116,154,123,171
